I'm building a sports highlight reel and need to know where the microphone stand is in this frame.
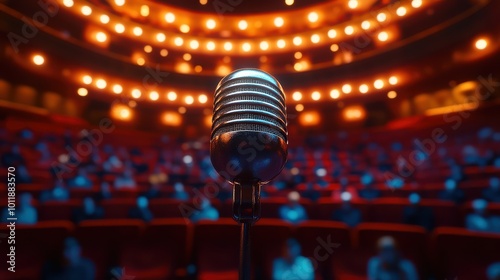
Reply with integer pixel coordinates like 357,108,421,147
233,182,261,280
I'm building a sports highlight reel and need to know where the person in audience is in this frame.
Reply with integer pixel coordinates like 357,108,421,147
128,196,153,222
358,172,381,201
367,236,418,280
1,144,24,167
332,176,359,201
95,182,112,202
465,199,499,233
72,197,104,224
402,193,434,231
190,198,219,223
114,168,136,189
40,180,70,202
483,177,500,203
279,191,308,225
438,178,465,204
487,262,500,280
272,238,314,280
68,169,93,189
301,182,320,203
170,182,190,201
332,192,362,227
41,237,95,280
1,193,37,224
102,154,123,173
16,164,32,184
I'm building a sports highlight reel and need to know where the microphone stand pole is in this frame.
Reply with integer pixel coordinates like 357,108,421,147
233,182,261,280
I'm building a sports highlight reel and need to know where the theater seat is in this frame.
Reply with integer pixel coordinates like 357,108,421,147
251,219,293,279
295,221,351,280
38,199,81,221
432,227,500,280
149,198,188,219
101,198,136,219
119,218,192,279
0,221,74,280
349,223,427,278
193,218,240,280
367,197,408,223
75,219,144,280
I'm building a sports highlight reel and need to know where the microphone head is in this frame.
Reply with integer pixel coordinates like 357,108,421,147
210,68,288,185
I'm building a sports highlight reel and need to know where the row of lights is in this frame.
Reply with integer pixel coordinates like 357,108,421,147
62,0,428,55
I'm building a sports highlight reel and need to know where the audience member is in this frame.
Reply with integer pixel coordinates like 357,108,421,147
358,172,381,201
483,177,500,203
128,196,153,222
1,193,37,224
40,180,69,202
17,164,32,184
301,182,320,202
95,182,112,202
42,237,95,280
279,191,308,225
170,182,190,201
465,199,500,233
114,169,136,189
1,144,24,167
402,193,434,231
438,179,465,204
72,197,104,224
487,262,500,280
332,192,362,227
190,198,219,223
367,236,418,280
68,169,93,189
272,238,314,280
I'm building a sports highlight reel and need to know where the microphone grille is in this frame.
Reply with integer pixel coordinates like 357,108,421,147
211,69,287,142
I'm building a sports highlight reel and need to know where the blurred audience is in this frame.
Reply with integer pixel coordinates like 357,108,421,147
332,192,362,227
279,191,308,225
40,180,70,202
358,172,381,201
465,199,500,233
367,236,418,280
487,262,500,280
438,179,465,204
72,197,104,224
1,144,24,167
114,169,136,189
272,238,314,280
1,193,37,224
68,169,93,189
170,182,190,201
128,196,153,222
483,177,500,203
17,164,32,184
190,198,219,223
42,237,95,280
403,193,434,231
95,182,112,202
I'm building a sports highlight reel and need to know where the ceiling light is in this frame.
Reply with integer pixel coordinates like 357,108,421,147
185,95,194,104
131,89,141,98
242,42,251,52
190,40,199,49
238,20,248,30
77,88,88,96
100,14,110,24
348,1,358,9
149,91,159,101
112,84,123,94
342,84,352,94
292,91,302,101
389,76,398,85
311,91,321,100
361,21,371,30
156,33,166,42
475,38,488,50
293,36,302,46
224,42,233,51
95,32,107,42
260,41,269,50
207,41,215,51
174,37,183,46
294,52,302,59
114,23,125,33
359,84,369,94
308,12,319,23
140,5,149,17
311,34,320,43
327,29,337,38
62,0,74,8
96,79,107,89
133,27,143,36
387,91,397,99
81,6,92,16
198,94,208,103
344,26,354,35
330,89,340,99
167,91,177,101
165,12,175,23
274,17,284,27
82,75,92,84
206,19,216,29
374,79,385,89
396,7,407,16
180,24,190,33
411,0,422,8
378,31,389,41
32,54,44,65
277,39,286,48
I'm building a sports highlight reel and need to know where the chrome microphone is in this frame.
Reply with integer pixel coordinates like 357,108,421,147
210,68,288,189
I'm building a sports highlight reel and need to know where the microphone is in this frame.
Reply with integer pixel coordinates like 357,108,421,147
210,68,288,222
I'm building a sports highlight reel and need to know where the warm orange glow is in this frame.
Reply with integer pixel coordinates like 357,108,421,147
81,6,92,16
260,41,269,50
156,33,166,42
200,0,208,4
161,111,182,126
136,57,145,65
378,31,389,42
342,105,366,121
131,89,141,98
114,0,125,6
189,40,199,49
299,111,321,126
330,89,340,99
174,37,183,46
308,12,319,23
293,36,303,46
178,107,187,114
111,104,133,121
198,94,208,103
295,104,304,112
32,54,45,65
95,31,107,42
311,91,321,100
206,41,216,51
144,45,152,53
63,0,74,8
359,84,369,94
330,44,339,52
180,24,190,33
389,76,399,85
277,39,286,49
374,79,385,89
95,79,107,89
176,62,191,73
348,1,358,9
342,84,352,94
242,42,252,52
140,5,149,17
165,12,175,23
82,75,92,85
377,13,387,22
311,34,320,44
397,7,407,16
206,19,216,29
361,21,371,30
344,26,354,35
224,42,233,51
292,91,302,101
411,0,422,8
167,91,177,101
204,115,212,127
113,23,124,33
294,52,302,59
160,49,168,56
387,91,397,99
149,91,159,101
185,95,194,104
77,88,88,96
274,17,284,27
99,14,110,24
194,65,203,73
112,84,123,94
133,27,143,36
475,38,488,50
327,29,337,38
238,20,248,30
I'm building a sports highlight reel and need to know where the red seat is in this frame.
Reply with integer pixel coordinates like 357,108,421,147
432,227,500,280
349,223,428,279
75,219,144,280
193,218,240,280
251,219,293,279
119,218,192,279
38,199,81,221
149,198,201,219
0,221,74,280
295,221,351,280
101,198,136,219
421,199,460,227
367,197,408,223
